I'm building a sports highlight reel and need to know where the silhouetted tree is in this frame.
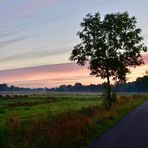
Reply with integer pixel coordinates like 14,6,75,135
135,75,148,92
70,12,147,109
0,84,8,91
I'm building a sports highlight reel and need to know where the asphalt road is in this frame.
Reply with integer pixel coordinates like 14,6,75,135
88,101,148,148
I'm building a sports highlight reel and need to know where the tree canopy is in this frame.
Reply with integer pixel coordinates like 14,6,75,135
70,12,147,83
70,12,147,108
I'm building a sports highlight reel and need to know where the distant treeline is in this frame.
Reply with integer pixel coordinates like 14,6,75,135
0,75,148,92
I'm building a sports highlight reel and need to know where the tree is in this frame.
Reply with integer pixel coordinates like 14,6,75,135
0,84,8,91
70,12,147,109
136,75,148,92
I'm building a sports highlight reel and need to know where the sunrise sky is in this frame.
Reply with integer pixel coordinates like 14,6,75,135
0,0,148,88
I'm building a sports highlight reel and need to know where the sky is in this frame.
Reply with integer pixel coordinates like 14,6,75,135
0,0,148,88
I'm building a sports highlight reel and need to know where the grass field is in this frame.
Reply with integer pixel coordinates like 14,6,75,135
0,96,102,127
0,94,147,147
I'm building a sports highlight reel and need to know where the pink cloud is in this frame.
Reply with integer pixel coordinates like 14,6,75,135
1,58,147,88
0,63,99,88
142,53,148,64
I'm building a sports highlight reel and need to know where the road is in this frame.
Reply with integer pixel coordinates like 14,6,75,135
89,101,148,148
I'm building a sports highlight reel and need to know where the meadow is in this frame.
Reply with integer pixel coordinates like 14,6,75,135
0,94,147,147
0,95,102,126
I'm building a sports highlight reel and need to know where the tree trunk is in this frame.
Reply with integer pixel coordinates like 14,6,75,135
106,68,112,109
